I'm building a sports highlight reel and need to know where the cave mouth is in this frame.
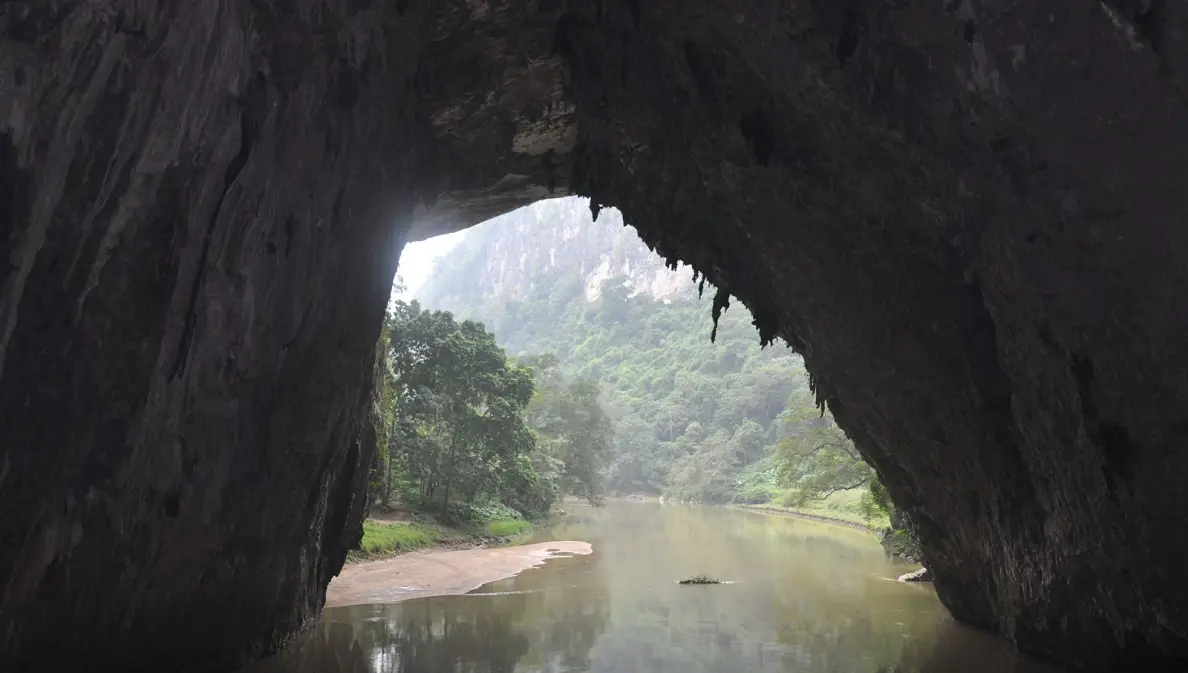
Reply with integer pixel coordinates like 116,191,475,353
391,195,838,506
5,1,1188,671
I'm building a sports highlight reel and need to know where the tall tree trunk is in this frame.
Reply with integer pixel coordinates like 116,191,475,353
382,426,392,507
441,449,454,511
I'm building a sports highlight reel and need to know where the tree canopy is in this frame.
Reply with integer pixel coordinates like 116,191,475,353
520,354,615,504
371,301,613,519
385,300,536,511
773,390,875,504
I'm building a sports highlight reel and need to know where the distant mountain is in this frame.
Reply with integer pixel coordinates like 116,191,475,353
417,198,690,309
411,196,807,501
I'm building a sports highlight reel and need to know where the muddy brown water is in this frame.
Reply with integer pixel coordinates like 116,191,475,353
243,501,1061,673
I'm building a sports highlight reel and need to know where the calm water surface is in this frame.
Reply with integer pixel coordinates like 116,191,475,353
245,502,1060,673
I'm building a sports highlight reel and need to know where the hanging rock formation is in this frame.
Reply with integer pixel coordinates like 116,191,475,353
3,0,1188,670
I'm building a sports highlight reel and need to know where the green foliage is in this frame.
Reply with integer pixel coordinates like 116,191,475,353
443,501,534,538
445,501,525,527
378,301,545,517
860,476,894,522
778,489,803,508
880,523,921,562
495,452,563,520
408,197,888,512
485,518,534,537
766,488,889,528
418,261,806,503
370,316,400,508
351,522,439,560
370,293,620,524
521,355,614,504
774,390,874,505
737,483,781,505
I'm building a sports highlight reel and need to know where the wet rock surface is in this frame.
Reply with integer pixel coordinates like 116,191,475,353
899,567,933,583
4,0,1188,671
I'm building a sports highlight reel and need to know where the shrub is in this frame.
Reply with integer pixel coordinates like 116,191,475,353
445,501,524,526
780,489,806,508
484,518,534,538
351,522,439,560
735,484,779,505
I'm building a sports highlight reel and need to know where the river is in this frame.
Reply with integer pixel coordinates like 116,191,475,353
244,501,1061,673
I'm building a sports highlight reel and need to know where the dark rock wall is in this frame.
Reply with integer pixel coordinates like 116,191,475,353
0,1,420,669
3,0,1188,671
554,1,1188,669
0,1,573,670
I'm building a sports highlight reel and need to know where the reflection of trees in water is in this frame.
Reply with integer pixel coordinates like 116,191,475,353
241,554,609,673
243,619,374,673
368,599,532,673
573,504,1055,673
246,505,1062,673
913,619,1058,673
768,574,936,673
770,597,1060,673
480,554,611,673
246,600,532,673
772,607,916,672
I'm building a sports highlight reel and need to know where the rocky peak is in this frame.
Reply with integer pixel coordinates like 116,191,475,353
417,197,692,308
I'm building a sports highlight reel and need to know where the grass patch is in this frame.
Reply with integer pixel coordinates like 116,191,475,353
347,503,540,564
484,518,533,538
746,488,891,530
349,521,440,561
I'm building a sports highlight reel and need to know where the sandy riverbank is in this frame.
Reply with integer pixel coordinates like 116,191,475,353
325,540,592,607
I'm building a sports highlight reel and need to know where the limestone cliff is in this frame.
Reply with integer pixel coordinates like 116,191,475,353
4,1,1188,671
415,197,690,311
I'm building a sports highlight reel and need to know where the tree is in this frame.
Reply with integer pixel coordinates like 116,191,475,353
665,429,742,503
553,379,614,502
521,354,614,504
606,416,660,495
774,389,874,504
406,197,812,503
385,300,540,512
370,312,399,507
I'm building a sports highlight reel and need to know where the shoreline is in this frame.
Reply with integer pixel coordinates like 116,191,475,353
326,540,592,607
734,504,926,566
731,504,880,534
347,516,542,564
592,498,883,536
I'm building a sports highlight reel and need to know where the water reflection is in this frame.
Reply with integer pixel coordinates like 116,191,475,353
244,503,1061,673
248,552,608,673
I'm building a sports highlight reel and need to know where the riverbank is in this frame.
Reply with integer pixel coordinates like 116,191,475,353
327,541,593,607
733,503,882,534
734,502,925,563
348,511,538,563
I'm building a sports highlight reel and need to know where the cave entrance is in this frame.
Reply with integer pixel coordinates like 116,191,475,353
284,194,964,673
385,194,880,519
6,1,1188,671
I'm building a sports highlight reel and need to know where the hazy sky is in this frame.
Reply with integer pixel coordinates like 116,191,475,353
392,230,467,301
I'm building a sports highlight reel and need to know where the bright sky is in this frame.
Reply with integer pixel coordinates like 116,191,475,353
391,230,467,301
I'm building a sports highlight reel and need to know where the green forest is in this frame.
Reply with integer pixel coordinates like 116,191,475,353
370,198,902,535
370,300,614,526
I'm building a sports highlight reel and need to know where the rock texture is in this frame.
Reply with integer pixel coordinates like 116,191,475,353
415,198,693,309
4,0,1188,671
899,567,934,583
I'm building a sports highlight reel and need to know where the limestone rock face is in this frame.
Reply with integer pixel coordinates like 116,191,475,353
4,0,1188,670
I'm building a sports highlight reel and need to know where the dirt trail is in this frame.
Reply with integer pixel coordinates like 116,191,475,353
325,540,592,607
